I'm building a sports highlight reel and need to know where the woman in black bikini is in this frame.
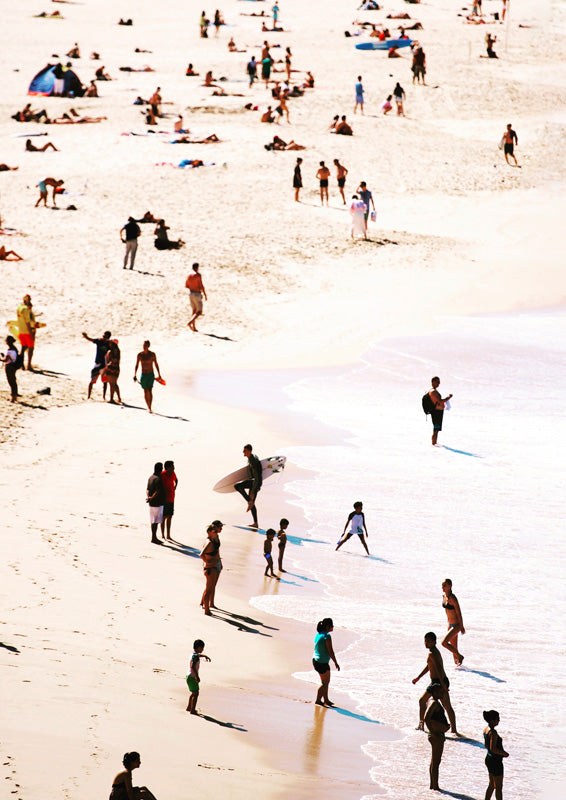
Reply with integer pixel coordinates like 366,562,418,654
483,710,509,800
109,752,157,800
423,681,450,791
441,578,465,666
200,524,221,615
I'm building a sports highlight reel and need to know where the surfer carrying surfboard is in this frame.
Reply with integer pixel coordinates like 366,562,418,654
234,444,263,528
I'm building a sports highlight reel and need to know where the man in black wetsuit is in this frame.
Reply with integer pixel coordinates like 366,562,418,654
234,444,263,528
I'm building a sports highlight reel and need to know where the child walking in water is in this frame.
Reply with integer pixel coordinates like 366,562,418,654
263,529,279,578
277,518,289,572
336,501,370,554
186,639,211,714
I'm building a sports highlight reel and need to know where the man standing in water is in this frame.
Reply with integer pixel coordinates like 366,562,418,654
234,444,263,529
428,376,452,446
134,340,162,413
185,262,207,332
412,631,459,735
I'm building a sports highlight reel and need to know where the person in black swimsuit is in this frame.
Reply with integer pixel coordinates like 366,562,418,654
293,157,303,202
483,710,509,800
423,682,450,791
441,578,465,665
316,161,330,206
109,752,157,800
200,524,221,615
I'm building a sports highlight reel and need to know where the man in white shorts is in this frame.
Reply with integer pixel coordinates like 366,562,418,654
146,462,165,544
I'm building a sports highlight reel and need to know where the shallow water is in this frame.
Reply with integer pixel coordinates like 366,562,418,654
251,307,566,800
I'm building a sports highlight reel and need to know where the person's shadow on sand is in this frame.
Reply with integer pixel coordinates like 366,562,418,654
198,713,247,731
457,665,505,683
161,539,200,558
214,608,278,631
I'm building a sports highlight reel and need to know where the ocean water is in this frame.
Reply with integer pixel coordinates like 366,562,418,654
250,308,566,800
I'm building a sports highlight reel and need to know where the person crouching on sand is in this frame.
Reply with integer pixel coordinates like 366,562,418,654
313,618,340,706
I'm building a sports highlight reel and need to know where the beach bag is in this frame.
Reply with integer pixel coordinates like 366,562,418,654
422,392,435,415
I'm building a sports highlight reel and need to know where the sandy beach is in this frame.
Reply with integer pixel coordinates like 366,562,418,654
1,0,565,798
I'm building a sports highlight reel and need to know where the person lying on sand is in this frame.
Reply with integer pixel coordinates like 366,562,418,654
49,112,107,124
172,134,221,143
387,12,411,18
135,47,153,53
0,164,19,172
265,135,305,151
0,245,23,261
119,65,155,72
118,18,133,26
25,139,58,152
34,10,63,18
211,88,245,97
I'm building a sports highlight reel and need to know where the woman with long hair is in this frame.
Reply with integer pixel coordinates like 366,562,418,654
200,524,221,615
441,578,465,665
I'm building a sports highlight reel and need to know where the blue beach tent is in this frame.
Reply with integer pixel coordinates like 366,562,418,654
28,64,84,96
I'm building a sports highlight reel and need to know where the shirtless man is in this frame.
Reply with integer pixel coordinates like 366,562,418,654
35,177,64,208
333,159,348,204
185,263,207,331
502,123,519,166
316,161,331,205
412,632,459,735
428,376,452,446
134,340,162,413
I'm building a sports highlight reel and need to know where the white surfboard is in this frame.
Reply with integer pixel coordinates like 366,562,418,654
213,456,286,493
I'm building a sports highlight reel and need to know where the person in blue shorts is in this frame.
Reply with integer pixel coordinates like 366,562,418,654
354,75,364,114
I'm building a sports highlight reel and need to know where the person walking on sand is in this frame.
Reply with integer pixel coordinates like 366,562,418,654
313,618,340,706
263,529,279,578
349,195,367,239
428,376,452,446
121,216,141,270
109,752,157,800
160,460,178,540
146,462,165,544
82,329,111,400
357,181,375,235
393,82,406,116
200,523,221,615
502,123,519,166
424,681,450,791
247,55,257,87
483,710,509,800
234,444,262,528
134,340,162,413
277,518,289,572
413,631,459,735
336,501,370,554
16,294,36,370
1,336,20,403
185,262,207,331
354,75,364,114
293,157,303,202
441,578,465,666
316,161,330,206
186,639,212,714
334,159,348,204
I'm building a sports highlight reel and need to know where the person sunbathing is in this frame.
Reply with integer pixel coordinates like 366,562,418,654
95,66,112,80
0,164,19,171
261,106,276,123
0,245,23,261
119,65,155,72
12,104,48,123
335,116,353,135
25,139,58,152
51,112,107,123
85,80,99,97
154,220,184,250
173,134,221,143
135,47,153,53
67,43,80,58
186,63,199,76
265,135,305,151
228,37,245,52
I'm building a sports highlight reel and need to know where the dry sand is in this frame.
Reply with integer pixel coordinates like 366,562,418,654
1,0,564,797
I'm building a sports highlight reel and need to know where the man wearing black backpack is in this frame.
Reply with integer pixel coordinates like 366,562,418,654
425,377,453,446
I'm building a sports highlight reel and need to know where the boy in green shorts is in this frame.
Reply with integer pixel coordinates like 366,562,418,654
186,639,211,714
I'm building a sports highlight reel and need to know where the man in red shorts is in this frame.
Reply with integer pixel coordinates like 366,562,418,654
17,294,36,370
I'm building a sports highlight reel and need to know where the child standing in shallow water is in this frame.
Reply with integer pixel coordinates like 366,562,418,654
336,501,370,554
277,518,289,572
186,639,211,714
264,529,279,578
